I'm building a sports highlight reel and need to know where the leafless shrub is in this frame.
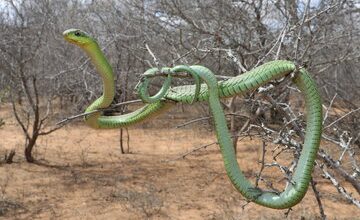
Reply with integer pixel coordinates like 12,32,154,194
0,0,359,217
79,146,91,168
109,186,163,218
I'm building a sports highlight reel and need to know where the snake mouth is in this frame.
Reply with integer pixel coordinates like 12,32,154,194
63,36,88,47
64,37,77,44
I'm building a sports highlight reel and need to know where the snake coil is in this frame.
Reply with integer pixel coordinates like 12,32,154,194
63,29,322,209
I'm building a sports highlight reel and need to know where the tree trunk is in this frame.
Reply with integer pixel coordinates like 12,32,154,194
5,149,16,164
24,138,36,163
119,128,125,154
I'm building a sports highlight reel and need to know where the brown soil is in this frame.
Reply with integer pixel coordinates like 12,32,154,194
0,104,359,219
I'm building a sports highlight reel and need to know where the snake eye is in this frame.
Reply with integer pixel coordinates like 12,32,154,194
74,31,81,37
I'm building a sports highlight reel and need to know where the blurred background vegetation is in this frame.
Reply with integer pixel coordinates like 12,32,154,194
0,0,359,218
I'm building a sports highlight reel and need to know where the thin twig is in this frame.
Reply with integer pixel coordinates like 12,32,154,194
172,48,196,64
169,141,218,161
275,25,288,60
318,149,360,194
323,107,360,129
320,163,360,208
144,42,160,68
175,113,249,128
39,123,67,136
303,3,339,25
176,116,211,128
322,93,337,124
255,141,266,187
56,99,143,125
289,3,340,32
310,177,327,220
255,24,288,67
225,49,247,73
294,0,310,61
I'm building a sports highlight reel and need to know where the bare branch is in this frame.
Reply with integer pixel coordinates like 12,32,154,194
294,0,310,61
324,107,360,130
320,163,360,208
56,99,143,125
310,178,327,220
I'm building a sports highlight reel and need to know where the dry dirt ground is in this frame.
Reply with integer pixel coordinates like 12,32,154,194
0,104,359,220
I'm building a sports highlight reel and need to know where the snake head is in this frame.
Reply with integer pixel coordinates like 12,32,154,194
63,29,94,48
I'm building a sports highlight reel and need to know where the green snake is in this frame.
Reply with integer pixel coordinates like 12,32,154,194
63,29,322,209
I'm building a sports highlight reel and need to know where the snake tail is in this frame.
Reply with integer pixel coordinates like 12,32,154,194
63,29,322,209
187,65,322,209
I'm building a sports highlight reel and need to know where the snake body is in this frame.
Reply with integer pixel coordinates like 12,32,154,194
63,29,322,209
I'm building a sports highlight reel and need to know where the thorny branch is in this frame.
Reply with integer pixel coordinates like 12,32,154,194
173,92,359,212
319,161,360,208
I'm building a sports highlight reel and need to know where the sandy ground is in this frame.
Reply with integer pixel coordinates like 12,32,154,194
0,103,359,219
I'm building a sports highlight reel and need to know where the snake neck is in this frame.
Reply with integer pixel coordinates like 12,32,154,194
84,42,115,110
